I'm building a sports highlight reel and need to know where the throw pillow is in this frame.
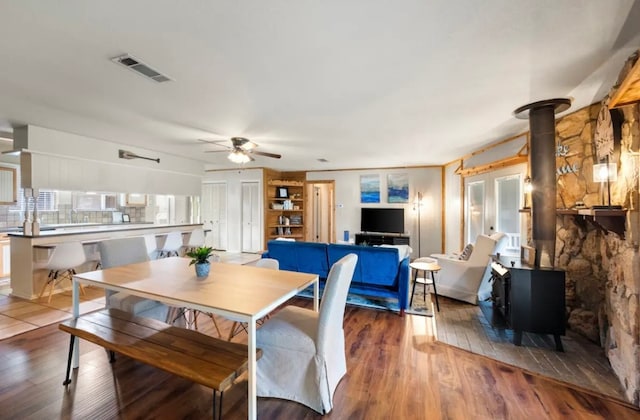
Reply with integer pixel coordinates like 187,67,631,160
459,243,474,260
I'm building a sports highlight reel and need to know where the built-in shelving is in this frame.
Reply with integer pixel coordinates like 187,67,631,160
265,178,305,240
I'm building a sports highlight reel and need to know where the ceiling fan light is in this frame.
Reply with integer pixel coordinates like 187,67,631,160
228,150,250,164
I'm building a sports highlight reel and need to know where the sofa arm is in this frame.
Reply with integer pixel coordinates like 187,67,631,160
397,257,410,312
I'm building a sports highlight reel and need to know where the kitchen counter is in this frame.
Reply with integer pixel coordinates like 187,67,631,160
5,222,196,238
9,223,204,300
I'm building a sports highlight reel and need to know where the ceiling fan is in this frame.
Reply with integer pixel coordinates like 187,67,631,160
199,137,282,163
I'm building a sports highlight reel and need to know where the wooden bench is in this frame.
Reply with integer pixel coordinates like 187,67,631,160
59,308,261,419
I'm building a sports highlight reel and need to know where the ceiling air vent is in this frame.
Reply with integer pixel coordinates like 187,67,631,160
111,54,173,83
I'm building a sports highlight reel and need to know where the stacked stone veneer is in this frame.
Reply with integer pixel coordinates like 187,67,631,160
551,54,640,404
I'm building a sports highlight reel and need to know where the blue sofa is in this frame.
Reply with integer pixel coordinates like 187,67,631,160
263,240,410,315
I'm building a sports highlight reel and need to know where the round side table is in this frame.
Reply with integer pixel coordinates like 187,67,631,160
409,260,441,312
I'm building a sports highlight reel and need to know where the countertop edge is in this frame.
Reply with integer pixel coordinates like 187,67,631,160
7,223,204,238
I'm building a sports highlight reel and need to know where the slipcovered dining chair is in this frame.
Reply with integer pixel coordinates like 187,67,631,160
256,253,358,414
227,258,280,341
99,237,171,323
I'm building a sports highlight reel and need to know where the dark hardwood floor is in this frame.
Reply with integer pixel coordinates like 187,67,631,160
0,298,638,419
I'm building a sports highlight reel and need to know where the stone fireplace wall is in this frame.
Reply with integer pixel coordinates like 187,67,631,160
551,54,640,404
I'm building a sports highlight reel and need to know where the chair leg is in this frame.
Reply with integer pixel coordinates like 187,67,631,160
39,270,55,300
206,313,222,338
228,322,239,341
47,271,59,303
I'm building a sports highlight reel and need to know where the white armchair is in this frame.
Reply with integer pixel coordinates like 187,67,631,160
431,233,506,305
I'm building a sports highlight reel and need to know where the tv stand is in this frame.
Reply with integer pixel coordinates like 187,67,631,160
355,232,410,246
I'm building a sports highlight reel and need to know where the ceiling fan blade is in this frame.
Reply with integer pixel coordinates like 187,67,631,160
204,149,230,153
198,139,228,145
251,150,282,159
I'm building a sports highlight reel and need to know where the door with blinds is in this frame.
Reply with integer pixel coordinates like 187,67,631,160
241,181,261,252
201,182,228,250
464,164,526,255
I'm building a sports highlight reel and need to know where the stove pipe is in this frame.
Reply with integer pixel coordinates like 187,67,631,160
514,98,571,268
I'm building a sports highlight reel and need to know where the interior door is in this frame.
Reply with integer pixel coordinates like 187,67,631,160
202,182,228,250
241,181,261,252
306,181,335,243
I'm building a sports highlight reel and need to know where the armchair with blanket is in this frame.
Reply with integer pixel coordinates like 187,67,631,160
431,233,507,305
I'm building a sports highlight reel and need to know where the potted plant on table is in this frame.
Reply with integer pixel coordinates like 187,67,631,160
186,246,215,277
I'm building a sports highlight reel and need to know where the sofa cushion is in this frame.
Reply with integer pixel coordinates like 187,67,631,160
265,240,330,279
328,244,400,287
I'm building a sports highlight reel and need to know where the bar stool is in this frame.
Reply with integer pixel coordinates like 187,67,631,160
38,242,87,303
184,228,205,253
157,231,183,258
143,234,159,259
409,257,441,312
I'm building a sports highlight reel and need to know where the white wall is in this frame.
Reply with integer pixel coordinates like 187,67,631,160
307,168,442,258
444,162,462,254
203,168,263,252
16,125,203,195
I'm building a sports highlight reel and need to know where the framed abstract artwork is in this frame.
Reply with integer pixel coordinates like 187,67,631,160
360,174,380,203
387,173,408,203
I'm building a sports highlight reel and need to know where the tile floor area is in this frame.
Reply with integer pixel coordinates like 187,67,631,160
0,252,261,341
0,286,105,340
428,294,628,402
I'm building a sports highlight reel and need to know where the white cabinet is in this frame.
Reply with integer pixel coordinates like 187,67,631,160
0,166,16,204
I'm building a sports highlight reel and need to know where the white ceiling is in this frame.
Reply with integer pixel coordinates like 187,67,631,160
0,1,638,171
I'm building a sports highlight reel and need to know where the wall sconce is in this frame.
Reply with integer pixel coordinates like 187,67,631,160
592,160,619,209
523,176,532,209
413,192,425,257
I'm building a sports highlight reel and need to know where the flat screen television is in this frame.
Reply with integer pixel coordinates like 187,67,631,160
360,208,404,234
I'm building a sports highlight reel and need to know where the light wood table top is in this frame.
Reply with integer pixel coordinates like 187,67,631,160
74,257,316,320
72,256,319,420
410,261,441,272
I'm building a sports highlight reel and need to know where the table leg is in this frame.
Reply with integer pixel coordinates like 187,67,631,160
313,278,319,312
409,269,418,307
431,271,440,312
71,278,80,368
247,317,257,420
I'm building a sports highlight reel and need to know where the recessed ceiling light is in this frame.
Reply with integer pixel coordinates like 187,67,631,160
318,158,329,162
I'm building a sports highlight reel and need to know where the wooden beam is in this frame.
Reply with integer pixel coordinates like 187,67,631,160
609,56,640,109
457,155,528,177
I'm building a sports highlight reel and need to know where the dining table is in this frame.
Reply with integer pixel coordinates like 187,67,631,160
71,256,319,420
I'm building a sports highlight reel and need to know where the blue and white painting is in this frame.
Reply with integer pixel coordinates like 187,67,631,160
387,173,409,203
360,174,380,203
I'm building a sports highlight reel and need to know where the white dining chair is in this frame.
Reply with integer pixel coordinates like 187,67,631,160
227,258,280,341
157,231,184,258
256,253,357,414
38,242,87,303
143,234,159,259
184,228,206,253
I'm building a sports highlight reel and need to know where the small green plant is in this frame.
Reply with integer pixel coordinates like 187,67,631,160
186,246,214,266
